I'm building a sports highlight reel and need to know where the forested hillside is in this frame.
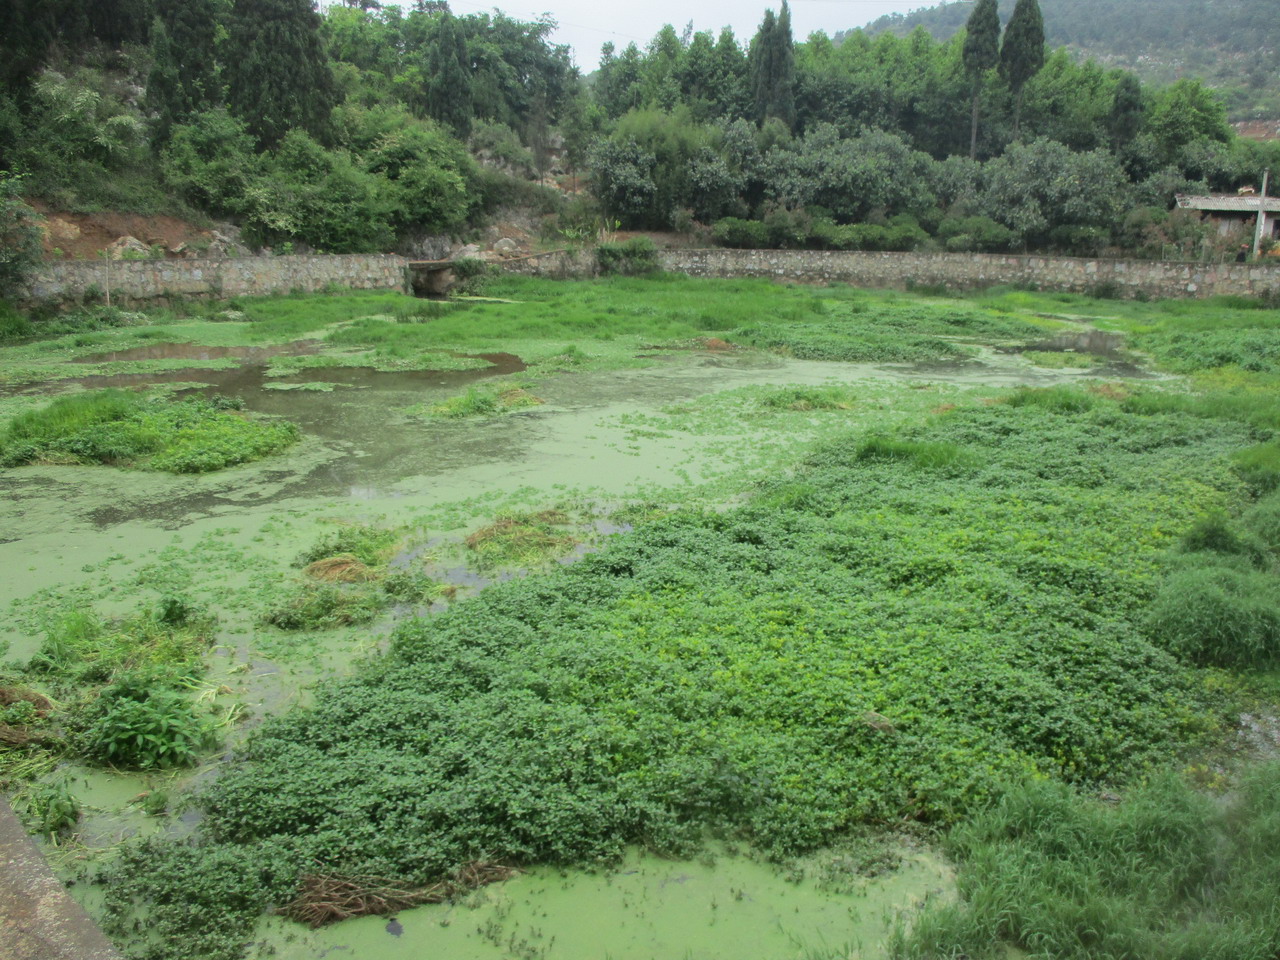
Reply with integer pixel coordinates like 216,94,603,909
1,0,1279,284
852,0,1280,120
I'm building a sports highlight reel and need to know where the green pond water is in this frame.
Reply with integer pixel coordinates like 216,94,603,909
1,331,1151,959
251,845,953,960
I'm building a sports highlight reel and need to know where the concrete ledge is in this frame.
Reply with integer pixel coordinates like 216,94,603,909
0,800,121,960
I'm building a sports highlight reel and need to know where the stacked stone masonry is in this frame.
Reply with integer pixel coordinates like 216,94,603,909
22,254,409,306
20,250,1280,305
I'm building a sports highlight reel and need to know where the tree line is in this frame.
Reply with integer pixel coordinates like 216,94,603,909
0,0,1277,261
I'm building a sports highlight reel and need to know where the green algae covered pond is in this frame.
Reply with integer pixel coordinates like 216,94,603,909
3,276,1280,960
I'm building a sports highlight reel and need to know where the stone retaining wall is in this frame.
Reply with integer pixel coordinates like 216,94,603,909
502,248,1280,300
21,254,409,306
658,249,1280,300
20,248,1280,305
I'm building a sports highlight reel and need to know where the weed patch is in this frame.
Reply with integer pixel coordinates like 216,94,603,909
895,766,1280,959
97,396,1255,958
465,510,577,566
413,385,545,420
760,386,856,411
0,390,299,472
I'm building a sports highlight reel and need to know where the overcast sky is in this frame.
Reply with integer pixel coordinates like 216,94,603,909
377,1,952,72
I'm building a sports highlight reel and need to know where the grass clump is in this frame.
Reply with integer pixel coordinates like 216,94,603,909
465,510,577,567
265,524,440,629
1233,439,1280,494
0,390,299,473
895,766,1280,960
261,584,384,630
1005,385,1096,414
414,385,545,420
296,524,403,568
854,436,977,472
1145,564,1280,669
759,386,856,411
31,602,215,685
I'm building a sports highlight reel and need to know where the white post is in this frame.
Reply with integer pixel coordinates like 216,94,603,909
1253,169,1270,260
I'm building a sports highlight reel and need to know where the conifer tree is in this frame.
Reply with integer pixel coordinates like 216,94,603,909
147,0,222,141
749,3,796,130
999,0,1045,141
424,12,472,136
962,0,1000,158
224,0,338,147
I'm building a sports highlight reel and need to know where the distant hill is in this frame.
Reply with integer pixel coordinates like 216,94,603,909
838,0,1279,120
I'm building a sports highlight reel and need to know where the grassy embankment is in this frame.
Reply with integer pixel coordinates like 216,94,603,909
3,280,1264,960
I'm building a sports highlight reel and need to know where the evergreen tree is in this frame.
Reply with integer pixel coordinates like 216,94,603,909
147,0,222,141
1107,72,1144,151
962,0,1000,158
424,12,471,136
999,0,1045,140
224,0,338,147
749,3,796,130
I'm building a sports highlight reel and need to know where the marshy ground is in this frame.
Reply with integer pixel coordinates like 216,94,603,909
2,275,1279,960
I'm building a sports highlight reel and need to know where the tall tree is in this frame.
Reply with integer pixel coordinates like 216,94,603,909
962,0,1000,158
424,12,471,136
224,0,338,147
147,0,222,141
999,0,1045,140
1107,72,1144,152
749,3,796,130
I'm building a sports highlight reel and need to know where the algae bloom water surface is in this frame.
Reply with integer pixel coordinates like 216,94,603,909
253,846,952,960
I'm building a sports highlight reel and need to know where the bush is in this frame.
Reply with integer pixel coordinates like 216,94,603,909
936,215,1017,253
0,173,42,301
712,218,768,249
595,236,659,276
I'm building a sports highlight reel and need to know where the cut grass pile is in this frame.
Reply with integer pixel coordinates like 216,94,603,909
0,389,299,472
464,509,577,566
101,390,1263,959
263,523,443,631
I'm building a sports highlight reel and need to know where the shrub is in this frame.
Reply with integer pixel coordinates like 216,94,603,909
0,173,44,301
595,236,659,276
712,218,768,249
936,215,1017,253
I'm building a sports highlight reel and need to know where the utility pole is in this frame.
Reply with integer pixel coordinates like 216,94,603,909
1253,169,1271,260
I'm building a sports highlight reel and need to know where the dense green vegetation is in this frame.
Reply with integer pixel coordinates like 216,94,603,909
895,765,1280,958
1,0,1276,275
0,389,299,472
858,0,1280,120
75,276,1280,959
